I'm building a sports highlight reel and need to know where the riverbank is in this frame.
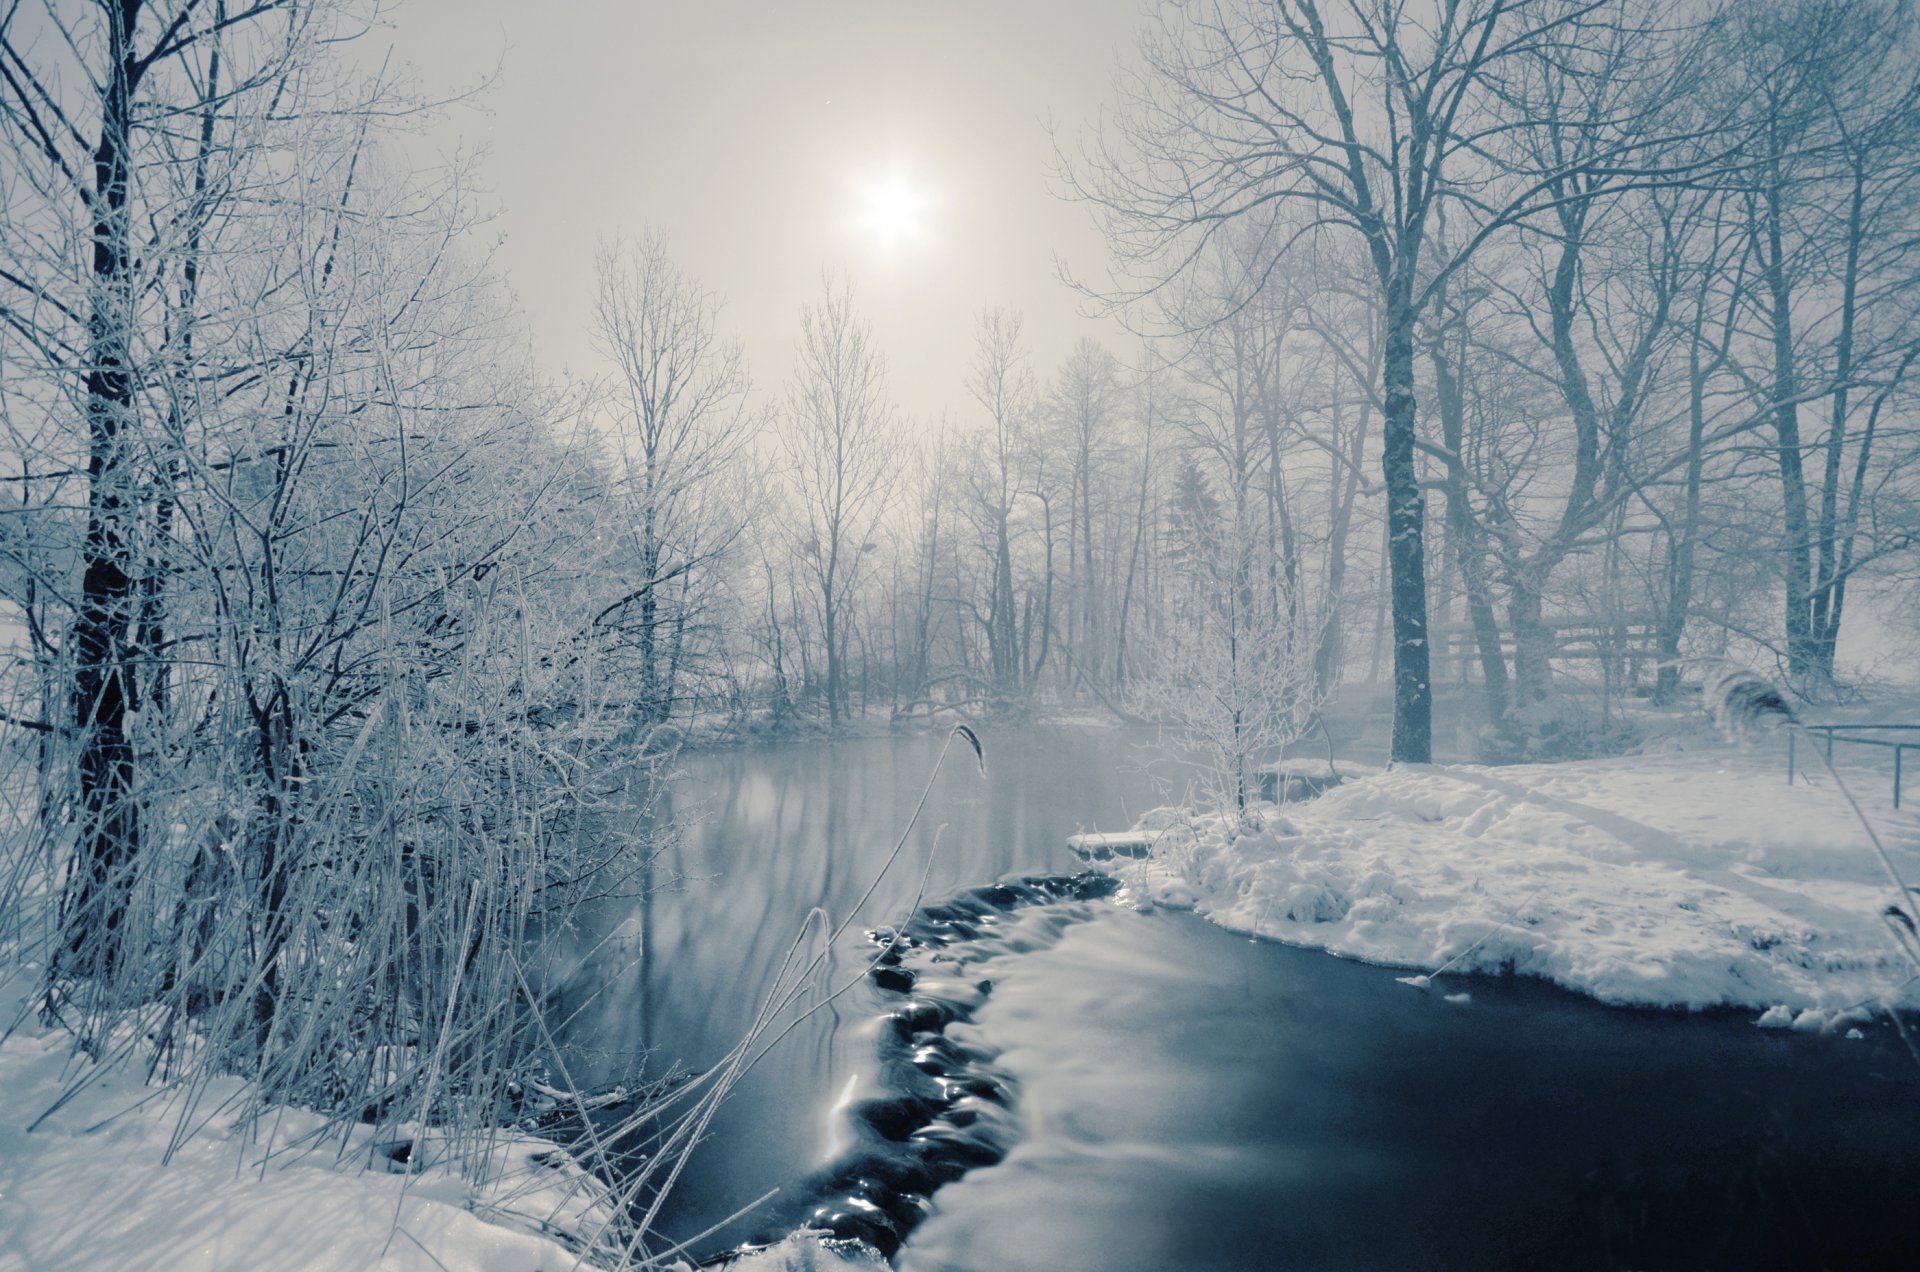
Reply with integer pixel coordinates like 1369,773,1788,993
0,982,585,1269
1098,740,1920,1023
0,976,876,1271
0,720,1161,1271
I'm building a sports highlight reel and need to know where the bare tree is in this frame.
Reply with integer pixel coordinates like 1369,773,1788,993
0,11,686,1222
590,231,756,722
965,308,1044,704
1049,337,1125,690
0,0,372,979
1725,0,1920,688
1066,0,1701,762
779,278,897,726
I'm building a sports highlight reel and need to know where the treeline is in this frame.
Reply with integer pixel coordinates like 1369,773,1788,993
1065,0,1920,761
588,271,1355,738
626,0,1920,762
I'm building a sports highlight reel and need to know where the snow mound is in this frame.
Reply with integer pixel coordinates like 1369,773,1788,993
1102,751,1920,1019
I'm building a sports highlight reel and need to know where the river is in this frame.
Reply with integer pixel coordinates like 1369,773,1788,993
556,721,1920,1270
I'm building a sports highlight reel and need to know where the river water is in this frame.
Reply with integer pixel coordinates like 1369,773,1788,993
558,722,1920,1270
555,725,1174,1247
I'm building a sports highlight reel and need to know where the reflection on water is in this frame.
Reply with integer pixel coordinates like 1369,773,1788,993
553,725,1170,1250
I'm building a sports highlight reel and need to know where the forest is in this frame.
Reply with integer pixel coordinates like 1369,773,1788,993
2,1,1919,1269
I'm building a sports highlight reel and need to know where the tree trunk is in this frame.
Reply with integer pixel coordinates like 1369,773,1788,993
1430,334,1509,722
1114,421,1155,688
1654,310,1714,703
823,550,841,727
64,3,143,979
1029,496,1056,692
1508,572,1554,708
990,518,1018,699
1079,459,1098,687
1762,145,1815,682
1313,388,1367,695
639,492,663,722
1380,272,1432,763
1809,161,1866,682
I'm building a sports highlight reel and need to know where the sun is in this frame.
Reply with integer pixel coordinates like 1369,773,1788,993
857,170,929,250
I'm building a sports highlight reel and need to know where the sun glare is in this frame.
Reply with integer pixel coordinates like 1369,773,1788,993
857,171,930,250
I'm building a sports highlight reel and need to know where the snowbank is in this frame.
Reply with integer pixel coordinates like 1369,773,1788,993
1102,748,1920,1022
0,986,876,1271
0,1015,598,1270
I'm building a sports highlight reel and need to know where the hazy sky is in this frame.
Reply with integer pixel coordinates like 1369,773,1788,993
374,0,1148,423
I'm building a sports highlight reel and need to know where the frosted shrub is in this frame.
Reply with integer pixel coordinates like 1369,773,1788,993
0,115,667,1252
1131,474,1321,821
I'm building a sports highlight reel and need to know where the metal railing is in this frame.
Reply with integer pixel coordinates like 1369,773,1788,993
1787,723,1920,810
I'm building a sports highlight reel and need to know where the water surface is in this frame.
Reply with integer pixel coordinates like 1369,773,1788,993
901,907,1920,1271
557,718,1920,1268
555,725,1169,1247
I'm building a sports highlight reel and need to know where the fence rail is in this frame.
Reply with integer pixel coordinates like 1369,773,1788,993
1787,723,1920,810
1429,615,1663,694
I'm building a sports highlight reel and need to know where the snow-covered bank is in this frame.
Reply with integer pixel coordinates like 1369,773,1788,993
1099,746,1920,1022
0,987,875,1271
0,1010,597,1270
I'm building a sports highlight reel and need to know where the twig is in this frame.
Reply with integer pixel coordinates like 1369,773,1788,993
1398,881,1551,989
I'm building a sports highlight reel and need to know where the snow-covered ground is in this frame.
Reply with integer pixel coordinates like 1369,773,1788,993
0,1007,596,1270
0,982,876,1271
1101,740,1920,1025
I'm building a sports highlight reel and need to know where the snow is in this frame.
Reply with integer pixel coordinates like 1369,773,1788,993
1101,745,1920,1023
0,981,876,1271
0,1018,594,1269
1257,757,1381,782
1255,757,1381,802
1065,830,1156,860
725,1236,886,1272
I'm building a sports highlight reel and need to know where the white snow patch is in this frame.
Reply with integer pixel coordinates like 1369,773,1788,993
0,1018,596,1268
1099,749,1920,1019
725,1233,888,1271
0,976,867,1271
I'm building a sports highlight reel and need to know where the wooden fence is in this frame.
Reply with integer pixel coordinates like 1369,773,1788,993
1430,614,1662,690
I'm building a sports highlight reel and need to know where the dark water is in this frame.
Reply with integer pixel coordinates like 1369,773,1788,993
559,720,1920,1269
901,909,1920,1272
